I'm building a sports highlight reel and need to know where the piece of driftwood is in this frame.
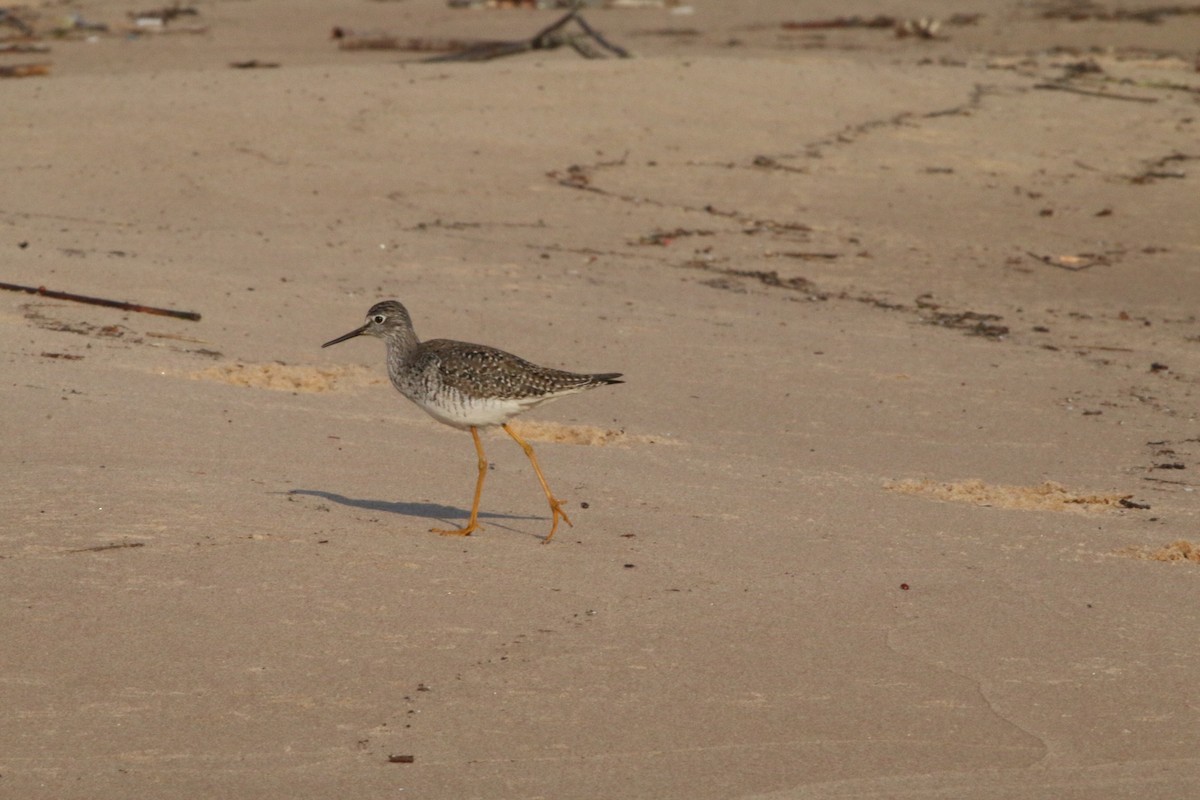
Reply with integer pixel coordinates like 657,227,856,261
0,62,50,77
0,7,36,36
1034,82,1157,103
423,3,630,62
0,281,202,321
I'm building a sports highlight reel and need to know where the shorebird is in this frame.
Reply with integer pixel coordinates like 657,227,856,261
323,300,622,543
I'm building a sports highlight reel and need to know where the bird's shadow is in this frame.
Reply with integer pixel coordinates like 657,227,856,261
284,488,544,532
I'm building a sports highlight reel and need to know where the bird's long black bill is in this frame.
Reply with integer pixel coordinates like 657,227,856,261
322,325,368,348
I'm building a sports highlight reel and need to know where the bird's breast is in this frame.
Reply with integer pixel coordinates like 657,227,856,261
409,388,534,429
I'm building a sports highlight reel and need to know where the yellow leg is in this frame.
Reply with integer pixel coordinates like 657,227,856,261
503,423,573,543
432,426,486,537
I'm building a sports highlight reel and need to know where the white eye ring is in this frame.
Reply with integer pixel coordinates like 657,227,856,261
372,314,386,324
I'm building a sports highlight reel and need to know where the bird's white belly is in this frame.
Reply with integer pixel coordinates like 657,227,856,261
411,392,537,430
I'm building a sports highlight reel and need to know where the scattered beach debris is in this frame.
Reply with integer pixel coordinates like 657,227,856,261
635,227,716,246
122,4,206,35
684,261,828,299
127,3,206,34
0,6,35,36
334,7,629,60
424,5,630,61
894,18,941,39
1040,4,1200,24
229,59,280,69
127,19,207,35
1,281,201,320
128,3,198,25
913,293,1008,338
923,309,1009,338
1026,252,1112,271
0,62,49,77
1142,439,1198,485
1,5,107,43
780,13,980,37
11,10,103,41
0,1,205,54
21,305,133,338
1129,152,1195,183
750,154,807,173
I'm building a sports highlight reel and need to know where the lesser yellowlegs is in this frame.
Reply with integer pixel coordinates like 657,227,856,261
322,300,622,543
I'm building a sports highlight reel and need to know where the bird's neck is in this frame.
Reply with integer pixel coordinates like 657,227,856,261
385,330,421,369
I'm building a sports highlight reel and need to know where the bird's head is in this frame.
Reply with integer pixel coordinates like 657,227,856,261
322,300,413,348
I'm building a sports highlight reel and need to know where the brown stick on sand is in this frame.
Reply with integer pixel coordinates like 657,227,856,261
423,3,629,63
0,63,51,78
0,281,202,321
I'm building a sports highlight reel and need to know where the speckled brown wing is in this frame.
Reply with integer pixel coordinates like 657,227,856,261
418,339,617,401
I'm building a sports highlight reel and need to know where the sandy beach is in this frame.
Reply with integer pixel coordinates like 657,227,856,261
3,1,1200,797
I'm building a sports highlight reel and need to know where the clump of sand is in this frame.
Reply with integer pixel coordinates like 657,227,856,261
506,420,667,447
885,478,1132,513
1117,540,1200,564
189,362,380,393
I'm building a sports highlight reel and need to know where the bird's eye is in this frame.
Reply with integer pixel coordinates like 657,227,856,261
372,314,386,324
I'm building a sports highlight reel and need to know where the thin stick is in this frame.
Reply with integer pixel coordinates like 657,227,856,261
531,6,580,47
0,63,51,78
572,12,630,57
1033,83,1157,104
424,2,628,63
67,542,146,553
0,281,201,321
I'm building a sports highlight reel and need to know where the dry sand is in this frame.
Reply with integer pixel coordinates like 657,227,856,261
3,1,1200,797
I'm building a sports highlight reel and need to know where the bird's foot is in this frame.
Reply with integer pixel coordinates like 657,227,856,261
542,497,573,544
432,523,478,537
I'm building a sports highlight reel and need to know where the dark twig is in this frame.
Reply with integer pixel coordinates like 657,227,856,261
1033,82,1157,103
0,281,201,321
424,3,629,63
570,11,629,57
0,8,36,36
0,63,51,78
67,542,146,553
531,4,581,45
